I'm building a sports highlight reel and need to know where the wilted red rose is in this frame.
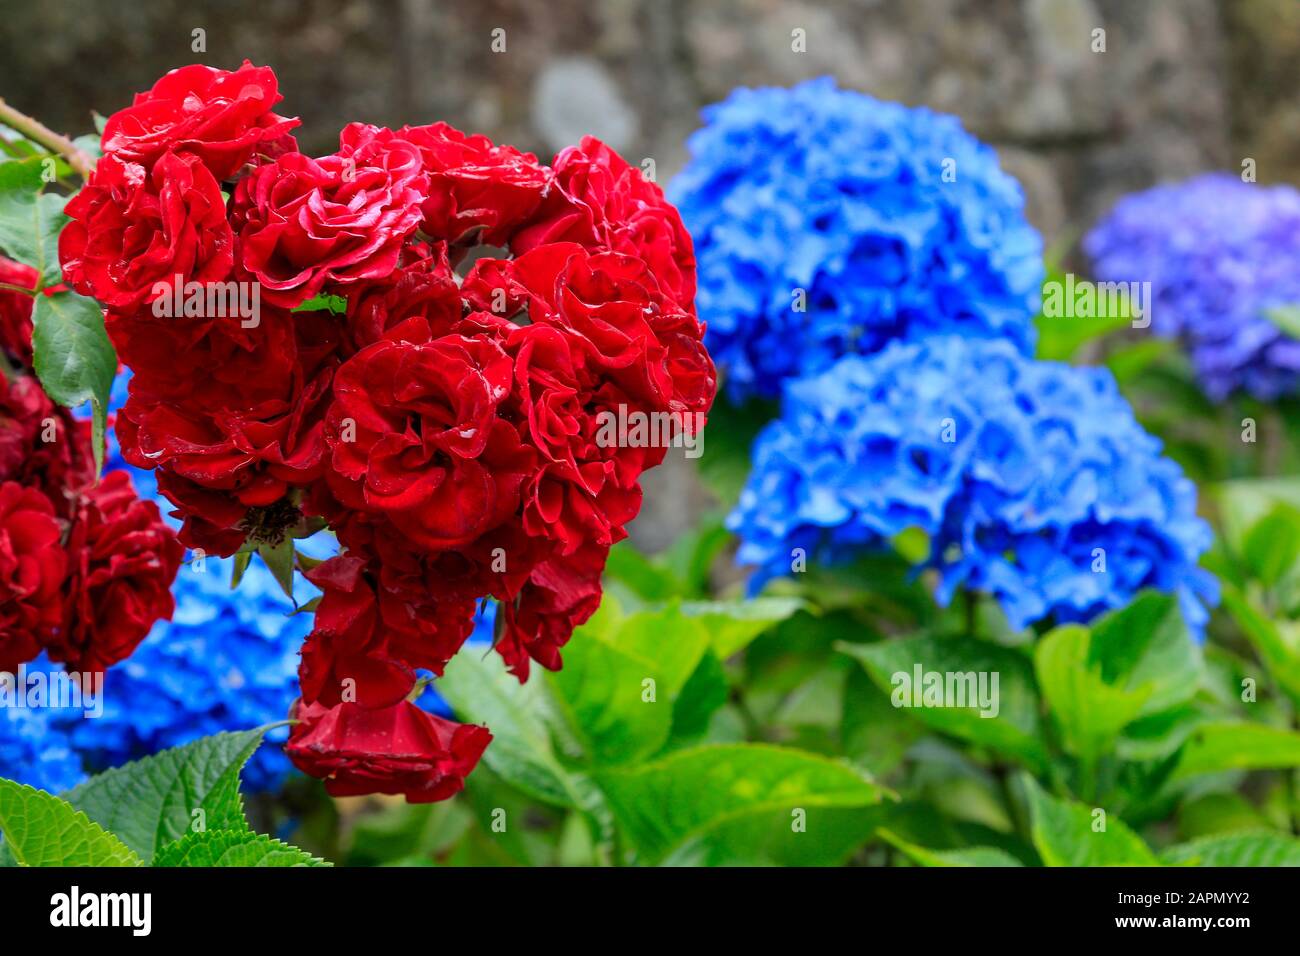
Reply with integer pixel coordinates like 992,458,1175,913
101,60,299,181
232,123,428,308
286,698,491,802
0,482,68,673
60,151,234,310
49,470,183,673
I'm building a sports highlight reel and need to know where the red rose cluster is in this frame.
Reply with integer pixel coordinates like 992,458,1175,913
63,62,715,802
0,258,183,678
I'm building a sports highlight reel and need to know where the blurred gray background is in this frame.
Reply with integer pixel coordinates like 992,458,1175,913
2,0,1295,549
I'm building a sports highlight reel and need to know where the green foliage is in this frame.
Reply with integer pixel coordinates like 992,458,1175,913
435,593,879,865
1022,776,1158,866
0,727,328,867
0,156,68,287
0,779,141,867
0,153,116,470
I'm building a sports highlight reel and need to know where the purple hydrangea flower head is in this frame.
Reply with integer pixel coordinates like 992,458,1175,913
670,77,1043,401
1086,173,1300,400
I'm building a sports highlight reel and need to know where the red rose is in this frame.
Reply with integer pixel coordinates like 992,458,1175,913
286,698,491,802
0,257,37,365
496,541,608,680
515,136,697,312
50,471,183,673
324,334,535,550
60,151,234,310
0,373,94,516
101,61,299,181
338,244,462,354
232,124,428,308
0,482,68,673
298,555,475,708
397,122,551,248
113,308,336,554
70,66,719,802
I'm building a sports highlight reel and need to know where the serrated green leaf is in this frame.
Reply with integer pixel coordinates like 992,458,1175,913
840,634,1049,772
593,743,885,865
61,727,267,861
1160,830,1300,867
0,159,67,287
0,779,142,866
1021,775,1158,866
153,829,328,867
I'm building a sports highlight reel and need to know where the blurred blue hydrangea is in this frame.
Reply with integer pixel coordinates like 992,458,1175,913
670,77,1044,402
1085,173,1300,401
0,705,85,793
730,336,1217,634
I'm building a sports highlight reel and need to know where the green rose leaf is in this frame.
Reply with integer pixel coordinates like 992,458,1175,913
30,290,116,474
0,157,68,287
0,779,142,867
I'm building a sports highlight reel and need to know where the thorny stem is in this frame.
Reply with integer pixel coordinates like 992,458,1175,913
0,98,95,180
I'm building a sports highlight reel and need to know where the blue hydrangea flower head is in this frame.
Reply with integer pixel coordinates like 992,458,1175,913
1085,173,1300,400
670,77,1044,402
729,336,1217,634
0,704,85,793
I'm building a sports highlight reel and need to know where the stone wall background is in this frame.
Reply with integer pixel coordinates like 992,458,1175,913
1,0,1294,550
